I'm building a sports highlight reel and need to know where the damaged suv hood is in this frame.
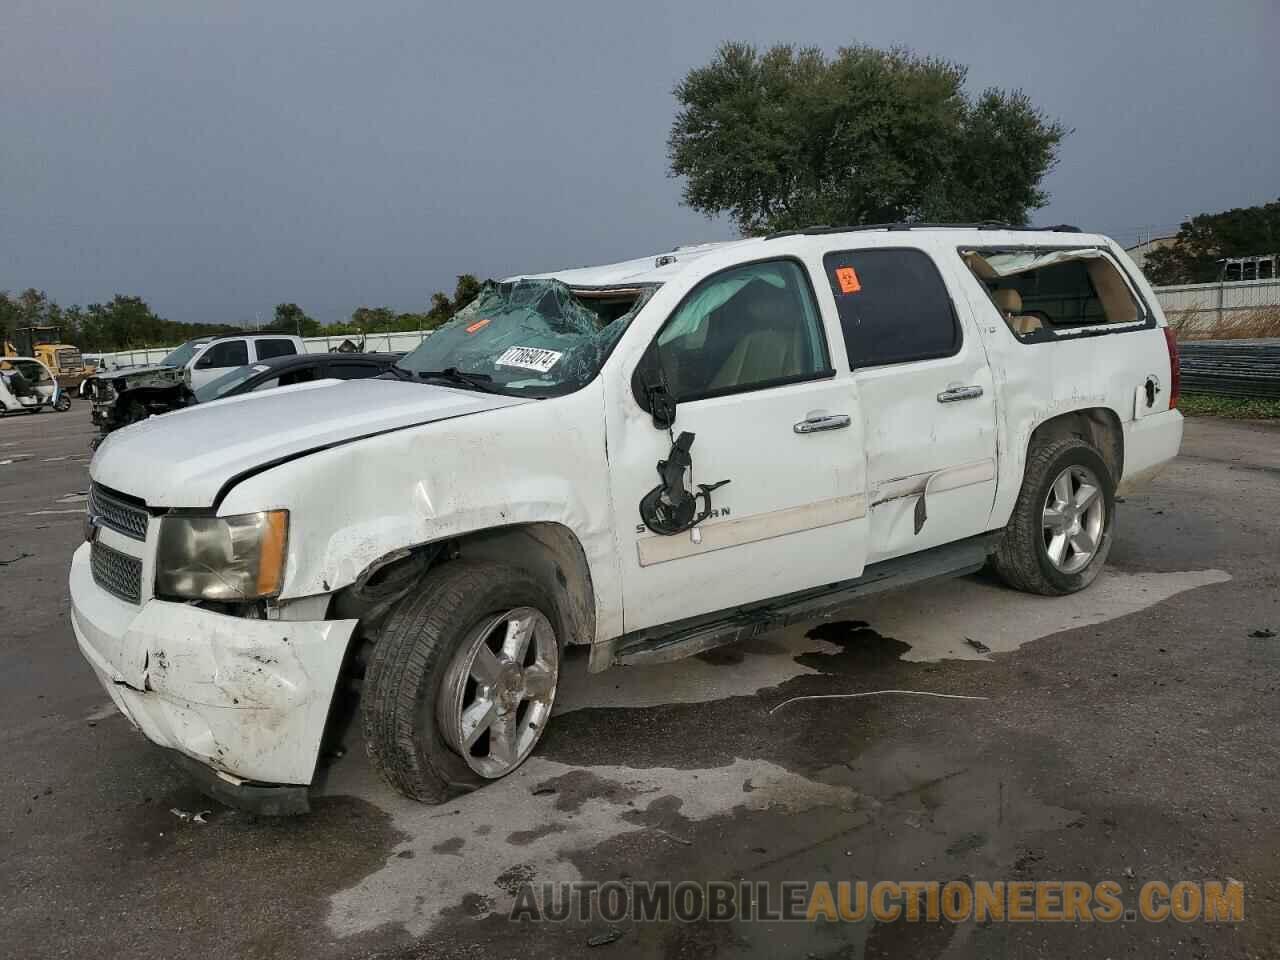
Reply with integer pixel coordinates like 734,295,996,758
90,378,530,507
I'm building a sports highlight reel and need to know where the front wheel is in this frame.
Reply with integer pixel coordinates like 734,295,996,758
992,437,1115,596
361,561,561,802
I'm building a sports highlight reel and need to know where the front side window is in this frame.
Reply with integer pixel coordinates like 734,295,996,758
823,249,960,369
395,279,651,397
200,340,248,368
650,259,829,400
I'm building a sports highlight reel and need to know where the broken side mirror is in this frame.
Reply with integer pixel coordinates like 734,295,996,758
647,380,676,431
638,431,731,536
632,345,676,430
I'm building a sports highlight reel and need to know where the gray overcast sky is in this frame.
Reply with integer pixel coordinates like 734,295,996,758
2,0,1277,326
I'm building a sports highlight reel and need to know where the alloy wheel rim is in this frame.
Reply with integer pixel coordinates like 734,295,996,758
438,606,558,778
1041,465,1105,574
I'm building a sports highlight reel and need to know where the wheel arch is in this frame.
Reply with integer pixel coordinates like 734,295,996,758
1026,406,1124,488
334,520,597,649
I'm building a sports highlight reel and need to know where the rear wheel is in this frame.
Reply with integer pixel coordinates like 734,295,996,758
361,561,561,802
54,393,71,412
992,438,1115,596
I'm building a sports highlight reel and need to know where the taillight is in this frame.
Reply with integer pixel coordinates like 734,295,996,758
1163,326,1181,410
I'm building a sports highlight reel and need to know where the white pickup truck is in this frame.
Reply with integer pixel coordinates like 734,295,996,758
71,225,1183,813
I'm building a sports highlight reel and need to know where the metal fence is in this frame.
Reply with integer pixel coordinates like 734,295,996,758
1179,339,1280,399
1155,278,1280,334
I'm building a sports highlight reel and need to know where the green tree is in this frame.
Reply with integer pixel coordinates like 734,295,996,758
1143,200,1280,285
271,302,321,337
668,42,1068,236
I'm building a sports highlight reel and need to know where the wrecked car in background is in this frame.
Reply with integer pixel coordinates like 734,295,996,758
71,224,1183,813
1,356,72,414
84,334,305,443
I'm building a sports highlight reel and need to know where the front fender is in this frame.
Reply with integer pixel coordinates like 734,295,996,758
218,383,624,641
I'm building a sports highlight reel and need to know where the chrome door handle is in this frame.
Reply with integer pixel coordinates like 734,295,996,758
794,414,851,434
937,385,984,403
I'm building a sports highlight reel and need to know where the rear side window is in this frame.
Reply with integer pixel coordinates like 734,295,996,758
330,362,381,380
822,249,959,369
256,338,298,360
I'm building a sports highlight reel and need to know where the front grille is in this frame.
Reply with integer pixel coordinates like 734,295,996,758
57,347,83,369
91,540,143,604
89,483,149,541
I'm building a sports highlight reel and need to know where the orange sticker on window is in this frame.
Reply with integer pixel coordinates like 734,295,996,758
465,318,491,335
835,266,861,294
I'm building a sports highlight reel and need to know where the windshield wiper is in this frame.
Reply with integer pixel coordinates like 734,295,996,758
414,367,502,394
384,365,415,381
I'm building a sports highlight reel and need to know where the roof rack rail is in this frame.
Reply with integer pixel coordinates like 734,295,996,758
765,222,1083,240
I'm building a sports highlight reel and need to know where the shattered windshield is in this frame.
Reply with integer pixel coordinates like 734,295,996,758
194,364,266,402
395,279,652,397
162,339,209,368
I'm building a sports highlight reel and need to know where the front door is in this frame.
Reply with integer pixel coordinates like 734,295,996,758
816,240,998,563
189,339,249,390
605,256,868,634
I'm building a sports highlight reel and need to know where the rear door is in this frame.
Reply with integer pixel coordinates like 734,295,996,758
605,256,868,632
253,338,300,361
817,240,998,563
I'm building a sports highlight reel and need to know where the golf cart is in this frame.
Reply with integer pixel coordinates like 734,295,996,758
0,356,71,415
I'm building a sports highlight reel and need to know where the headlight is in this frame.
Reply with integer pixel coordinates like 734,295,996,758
155,510,289,601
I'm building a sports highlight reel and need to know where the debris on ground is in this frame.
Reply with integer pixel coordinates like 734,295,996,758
965,637,991,653
769,690,989,715
587,928,623,947
531,782,558,796
169,808,212,823
0,552,32,566
1249,628,1276,639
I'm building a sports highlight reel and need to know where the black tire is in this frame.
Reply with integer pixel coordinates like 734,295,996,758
55,394,71,412
991,437,1116,596
361,560,560,803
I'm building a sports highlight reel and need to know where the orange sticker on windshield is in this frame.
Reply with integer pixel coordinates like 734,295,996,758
465,318,491,335
835,266,861,294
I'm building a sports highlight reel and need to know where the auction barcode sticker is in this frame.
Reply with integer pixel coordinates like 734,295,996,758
495,346,563,373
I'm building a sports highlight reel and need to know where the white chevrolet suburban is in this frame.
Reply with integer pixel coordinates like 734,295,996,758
71,224,1183,813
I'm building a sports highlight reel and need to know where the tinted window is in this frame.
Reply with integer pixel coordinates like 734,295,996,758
256,338,298,360
202,340,248,368
330,362,381,380
277,366,318,387
823,249,959,369
652,259,829,400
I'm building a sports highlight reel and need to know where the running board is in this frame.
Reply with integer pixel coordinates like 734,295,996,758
603,532,1000,670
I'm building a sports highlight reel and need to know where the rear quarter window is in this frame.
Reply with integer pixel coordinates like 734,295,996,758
961,247,1151,341
822,249,960,369
255,338,298,360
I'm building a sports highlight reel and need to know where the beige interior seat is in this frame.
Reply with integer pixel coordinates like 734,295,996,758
992,288,1043,336
708,290,803,390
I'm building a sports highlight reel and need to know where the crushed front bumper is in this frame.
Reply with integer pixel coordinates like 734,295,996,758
70,543,357,808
